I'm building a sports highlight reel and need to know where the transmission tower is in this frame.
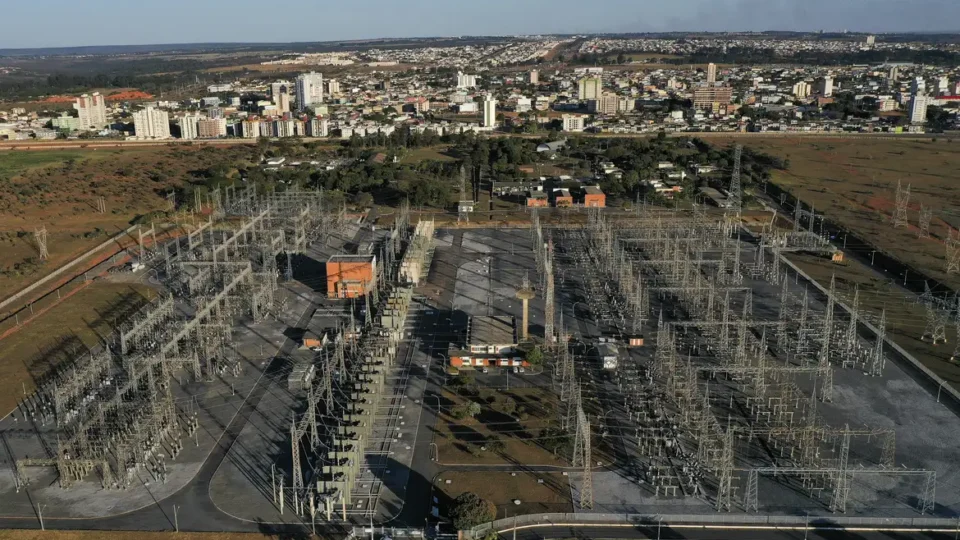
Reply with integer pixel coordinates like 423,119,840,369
727,144,743,213
845,285,860,354
34,227,49,261
893,180,910,228
572,394,593,509
96,196,106,214
291,414,304,492
544,260,555,343
920,282,948,345
458,165,473,223
868,310,887,376
829,427,852,513
946,229,960,275
951,296,960,362
918,204,932,238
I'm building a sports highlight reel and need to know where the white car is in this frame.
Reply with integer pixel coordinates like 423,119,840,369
481,367,489,374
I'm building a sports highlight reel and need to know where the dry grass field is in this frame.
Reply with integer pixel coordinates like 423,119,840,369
434,471,572,519
0,144,256,300
434,387,568,466
0,281,156,416
741,137,960,290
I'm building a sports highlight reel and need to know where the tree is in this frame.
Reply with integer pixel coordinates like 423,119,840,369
452,401,481,420
492,395,517,415
486,437,506,453
352,192,374,208
449,492,496,530
454,371,476,386
526,345,544,366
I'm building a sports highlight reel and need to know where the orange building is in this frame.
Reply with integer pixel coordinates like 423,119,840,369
326,254,377,298
553,188,573,208
526,191,548,207
583,186,606,208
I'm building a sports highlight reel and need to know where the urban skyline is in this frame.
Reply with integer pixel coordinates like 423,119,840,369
3,0,959,49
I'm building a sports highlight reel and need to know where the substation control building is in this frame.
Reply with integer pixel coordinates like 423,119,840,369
326,254,377,298
449,315,527,369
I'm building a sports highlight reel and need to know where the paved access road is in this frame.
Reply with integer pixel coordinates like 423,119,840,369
505,523,960,540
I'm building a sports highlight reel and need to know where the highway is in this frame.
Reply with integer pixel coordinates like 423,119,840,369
1,131,957,153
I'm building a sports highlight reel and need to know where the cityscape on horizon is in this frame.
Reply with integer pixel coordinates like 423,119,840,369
3,0,960,49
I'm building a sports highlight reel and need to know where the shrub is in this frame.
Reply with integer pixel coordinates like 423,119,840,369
449,492,496,530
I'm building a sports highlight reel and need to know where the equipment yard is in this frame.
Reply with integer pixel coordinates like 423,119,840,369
1,180,960,537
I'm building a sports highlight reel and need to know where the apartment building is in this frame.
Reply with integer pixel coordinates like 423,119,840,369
178,115,200,140
74,93,108,130
296,72,324,108
198,118,227,138
133,107,171,139
693,85,733,111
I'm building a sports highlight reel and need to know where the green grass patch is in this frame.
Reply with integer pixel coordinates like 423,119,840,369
0,150,94,177
398,145,455,164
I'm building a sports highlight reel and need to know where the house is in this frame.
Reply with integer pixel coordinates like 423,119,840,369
552,188,573,207
646,179,683,199
691,164,718,175
582,186,606,208
657,161,674,169
526,190,549,207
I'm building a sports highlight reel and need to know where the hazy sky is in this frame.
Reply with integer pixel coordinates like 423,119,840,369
4,0,957,49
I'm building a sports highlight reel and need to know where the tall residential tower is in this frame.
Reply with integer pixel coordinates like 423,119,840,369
295,72,324,109
74,93,108,130
481,95,497,128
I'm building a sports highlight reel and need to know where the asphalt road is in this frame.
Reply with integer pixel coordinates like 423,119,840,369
505,524,960,540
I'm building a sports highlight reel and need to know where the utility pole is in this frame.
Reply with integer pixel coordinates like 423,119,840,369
174,505,179,533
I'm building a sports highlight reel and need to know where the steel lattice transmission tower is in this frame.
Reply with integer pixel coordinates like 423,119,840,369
920,282,948,345
893,180,910,228
572,389,593,509
728,144,743,213
34,226,49,261
457,165,473,224
918,204,932,238
946,229,960,275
